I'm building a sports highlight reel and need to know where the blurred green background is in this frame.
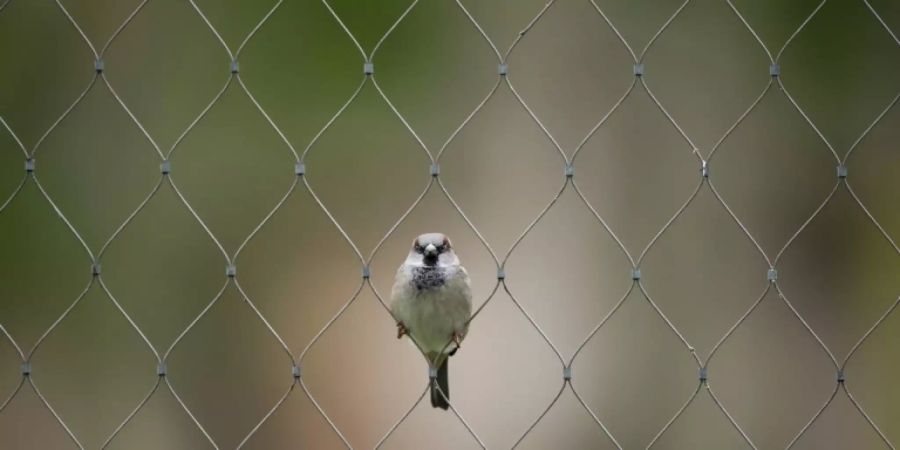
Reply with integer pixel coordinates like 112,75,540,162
0,0,898,449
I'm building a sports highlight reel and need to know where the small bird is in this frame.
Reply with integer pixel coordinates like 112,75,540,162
391,233,472,410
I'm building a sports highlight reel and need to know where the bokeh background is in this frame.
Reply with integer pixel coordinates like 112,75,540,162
1,0,899,449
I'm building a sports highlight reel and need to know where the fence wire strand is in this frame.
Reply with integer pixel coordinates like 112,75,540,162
0,0,897,449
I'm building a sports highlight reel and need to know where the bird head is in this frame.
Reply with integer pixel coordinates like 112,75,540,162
408,232,458,267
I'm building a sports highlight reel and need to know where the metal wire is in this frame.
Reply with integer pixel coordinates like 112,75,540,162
0,0,897,449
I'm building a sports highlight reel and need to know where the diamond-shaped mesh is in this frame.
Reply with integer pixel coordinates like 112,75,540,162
0,0,898,449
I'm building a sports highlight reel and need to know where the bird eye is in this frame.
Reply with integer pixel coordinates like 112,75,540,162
436,245,445,253
414,243,423,253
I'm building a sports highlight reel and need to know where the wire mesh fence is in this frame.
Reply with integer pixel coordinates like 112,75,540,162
0,0,898,448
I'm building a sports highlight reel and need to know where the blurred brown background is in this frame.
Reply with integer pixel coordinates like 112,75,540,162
0,0,898,449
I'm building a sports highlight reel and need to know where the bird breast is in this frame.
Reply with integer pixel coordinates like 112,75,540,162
412,266,445,290
391,264,471,354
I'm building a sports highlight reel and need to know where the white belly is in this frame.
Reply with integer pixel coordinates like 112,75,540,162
391,266,472,355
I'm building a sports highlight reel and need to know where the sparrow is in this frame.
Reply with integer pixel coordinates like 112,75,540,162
390,233,472,410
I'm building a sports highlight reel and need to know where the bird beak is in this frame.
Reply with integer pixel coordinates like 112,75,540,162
424,243,437,255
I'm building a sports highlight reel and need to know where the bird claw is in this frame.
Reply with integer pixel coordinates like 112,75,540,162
397,322,408,339
452,332,462,349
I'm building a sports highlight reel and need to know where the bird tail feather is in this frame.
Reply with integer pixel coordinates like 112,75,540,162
430,359,450,410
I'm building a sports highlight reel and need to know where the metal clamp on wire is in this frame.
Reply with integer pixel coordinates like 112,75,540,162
633,63,644,77
837,165,848,179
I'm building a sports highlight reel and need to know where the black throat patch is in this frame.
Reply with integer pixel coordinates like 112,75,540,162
412,266,446,290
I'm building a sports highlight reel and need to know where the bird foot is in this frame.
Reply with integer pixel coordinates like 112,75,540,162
397,322,408,339
451,331,462,349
